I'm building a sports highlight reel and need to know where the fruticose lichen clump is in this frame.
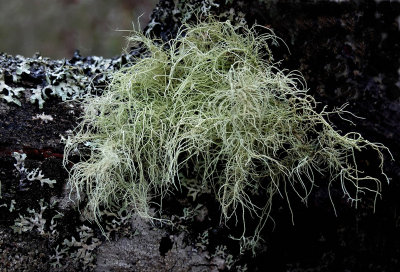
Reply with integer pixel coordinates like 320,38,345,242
64,20,390,252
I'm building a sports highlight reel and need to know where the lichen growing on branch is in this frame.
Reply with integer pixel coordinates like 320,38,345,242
64,20,390,253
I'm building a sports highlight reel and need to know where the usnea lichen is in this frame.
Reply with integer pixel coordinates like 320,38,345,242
64,20,390,252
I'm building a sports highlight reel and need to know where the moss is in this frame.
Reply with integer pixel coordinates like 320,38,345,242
64,20,391,253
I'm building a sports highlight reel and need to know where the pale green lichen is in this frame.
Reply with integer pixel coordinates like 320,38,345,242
0,73,24,106
8,199,16,212
64,20,391,253
32,113,54,123
61,225,102,270
11,198,48,235
0,53,130,109
30,87,46,109
12,152,56,188
10,198,62,236
146,0,246,39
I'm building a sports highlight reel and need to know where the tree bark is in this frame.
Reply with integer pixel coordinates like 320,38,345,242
0,0,399,271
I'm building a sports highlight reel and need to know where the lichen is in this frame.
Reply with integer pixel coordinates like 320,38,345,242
32,113,54,123
0,52,134,109
0,73,24,106
10,199,61,235
12,152,56,189
64,20,391,253
146,0,247,40
11,198,48,235
61,225,102,270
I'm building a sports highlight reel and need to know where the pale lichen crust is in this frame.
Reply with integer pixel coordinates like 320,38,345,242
0,52,136,109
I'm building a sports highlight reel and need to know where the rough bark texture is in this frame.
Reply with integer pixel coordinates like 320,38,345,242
0,0,399,271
